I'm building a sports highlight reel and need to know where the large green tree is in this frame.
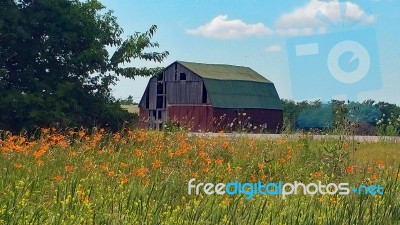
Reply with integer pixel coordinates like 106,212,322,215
0,0,168,132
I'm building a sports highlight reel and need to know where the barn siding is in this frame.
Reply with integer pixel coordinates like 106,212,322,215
213,108,283,132
138,108,149,129
167,104,213,131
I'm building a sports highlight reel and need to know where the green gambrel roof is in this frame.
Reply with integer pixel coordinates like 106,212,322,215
178,61,271,83
178,61,283,110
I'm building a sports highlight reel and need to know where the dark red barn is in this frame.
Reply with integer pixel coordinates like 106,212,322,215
138,61,283,132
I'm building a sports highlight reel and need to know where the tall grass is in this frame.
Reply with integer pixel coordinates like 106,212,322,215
0,129,399,224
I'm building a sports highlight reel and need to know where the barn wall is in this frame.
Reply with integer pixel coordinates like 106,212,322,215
164,62,210,105
167,104,213,132
138,108,149,129
213,108,283,133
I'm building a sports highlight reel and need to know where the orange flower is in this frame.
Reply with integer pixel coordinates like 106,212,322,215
151,160,162,169
278,158,286,164
342,142,349,149
14,163,23,169
224,198,231,204
314,171,322,178
78,130,85,138
185,158,192,166
346,165,355,174
120,162,128,168
108,170,115,178
215,158,224,165
54,175,62,182
134,167,148,177
134,148,143,157
199,150,206,158
370,173,378,181
257,163,265,170
202,167,209,173
222,141,229,149
375,160,384,168
65,165,73,172
82,195,90,204
191,172,199,178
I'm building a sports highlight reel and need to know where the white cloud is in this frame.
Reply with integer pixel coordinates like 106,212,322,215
276,0,376,36
265,45,282,53
186,15,273,40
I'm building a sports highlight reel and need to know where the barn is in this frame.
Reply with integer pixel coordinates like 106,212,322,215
138,61,283,132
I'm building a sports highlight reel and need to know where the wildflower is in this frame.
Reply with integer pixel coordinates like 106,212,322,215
151,160,162,169
120,162,128,168
375,160,384,168
215,158,224,165
198,150,206,158
222,141,229,149
120,177,129,184
314,171,322,178
82,196,90,204
134,149,143,157
224,198,231,204
191,172,199,178
65,165,73,172
134,167,148,177
258,163,265,170
108,170,115,178
185,158,192,166
370,173,378,181
202,167,209,173
346,165,355,174
14,163,23,169
54,175,62,182
78,130,85,138
342,142,349,149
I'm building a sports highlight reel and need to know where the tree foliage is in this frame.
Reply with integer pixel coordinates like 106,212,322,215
0,0,168,132
281,99,400,135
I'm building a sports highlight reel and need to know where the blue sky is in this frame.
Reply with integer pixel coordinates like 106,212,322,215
101,0,400,105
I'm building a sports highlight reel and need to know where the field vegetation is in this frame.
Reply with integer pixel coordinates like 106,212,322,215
1,128,399,224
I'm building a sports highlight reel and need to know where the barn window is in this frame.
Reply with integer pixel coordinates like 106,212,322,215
157,83,163,94
180,72,186,81
156,96,163,108
202,84,207,103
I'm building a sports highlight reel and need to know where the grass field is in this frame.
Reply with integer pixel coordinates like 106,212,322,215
0,129,399,224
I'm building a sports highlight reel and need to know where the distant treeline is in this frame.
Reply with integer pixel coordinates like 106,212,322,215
281,99,400,136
